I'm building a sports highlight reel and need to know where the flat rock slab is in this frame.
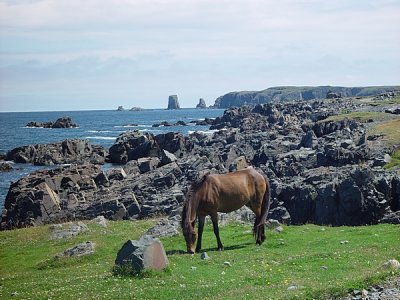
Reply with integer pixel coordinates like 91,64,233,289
115,235,169,273
144,218,179,238
57,241,95,258
49,222,88,239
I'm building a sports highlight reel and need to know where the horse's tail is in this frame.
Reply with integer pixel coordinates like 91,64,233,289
254,177,271,245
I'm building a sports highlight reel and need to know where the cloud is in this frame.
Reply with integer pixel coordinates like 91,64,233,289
0,0,399,111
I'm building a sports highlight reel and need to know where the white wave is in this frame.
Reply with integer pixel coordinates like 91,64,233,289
188,129,220,135
86,136,116,140
87,130,113,133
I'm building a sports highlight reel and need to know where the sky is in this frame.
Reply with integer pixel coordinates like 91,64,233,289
0,0,399,111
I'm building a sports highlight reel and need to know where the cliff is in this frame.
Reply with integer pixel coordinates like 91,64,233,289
213,86,400,108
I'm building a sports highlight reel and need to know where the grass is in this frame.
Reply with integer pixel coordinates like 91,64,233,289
0,220,399,300
368,95,400,106
324,109,400,169
324,111,397,123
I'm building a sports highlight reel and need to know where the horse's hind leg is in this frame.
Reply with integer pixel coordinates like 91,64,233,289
253,213,266,245
210,211,224,251
196,215,205,253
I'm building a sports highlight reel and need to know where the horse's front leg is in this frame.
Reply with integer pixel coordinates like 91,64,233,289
196,215,205,253
210,211,223,251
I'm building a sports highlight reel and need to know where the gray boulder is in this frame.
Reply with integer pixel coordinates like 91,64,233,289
144,218,179,237
108,131,161,164
115,235,169,273
58,241,95,257
50,222,89,240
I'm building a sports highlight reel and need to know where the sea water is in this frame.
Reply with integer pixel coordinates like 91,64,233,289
0,108,224,208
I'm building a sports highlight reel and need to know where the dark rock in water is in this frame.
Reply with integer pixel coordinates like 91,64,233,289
0,162,13,172
115,235,169,273
167,95,180,110
130,107,143,111
152,121,173,127
5,139,107,165
26,116,78,128
117,106,125,111
196,98,207,109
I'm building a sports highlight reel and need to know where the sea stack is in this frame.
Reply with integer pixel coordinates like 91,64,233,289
196,98,207,109
167,95,180,110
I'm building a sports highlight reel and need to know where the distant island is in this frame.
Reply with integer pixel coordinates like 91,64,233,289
212,85,400,108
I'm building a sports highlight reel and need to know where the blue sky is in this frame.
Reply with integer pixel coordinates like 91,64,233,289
0,0,399,111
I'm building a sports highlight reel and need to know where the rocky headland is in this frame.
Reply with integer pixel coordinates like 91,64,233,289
1,95,399,230
213,86,400,108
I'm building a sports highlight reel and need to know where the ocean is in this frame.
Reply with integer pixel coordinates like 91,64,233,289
0,108,224,209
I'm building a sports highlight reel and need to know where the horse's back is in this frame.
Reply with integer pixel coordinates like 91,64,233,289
203,167,266,213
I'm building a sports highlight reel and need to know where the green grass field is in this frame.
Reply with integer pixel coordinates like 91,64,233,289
0,220,399,299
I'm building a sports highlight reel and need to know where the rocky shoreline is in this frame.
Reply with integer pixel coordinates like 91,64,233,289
1,96,399,230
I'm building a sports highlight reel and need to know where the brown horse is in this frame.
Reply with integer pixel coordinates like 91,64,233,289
181,167,271,254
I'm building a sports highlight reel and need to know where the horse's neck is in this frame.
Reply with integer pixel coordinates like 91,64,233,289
185,200,198,227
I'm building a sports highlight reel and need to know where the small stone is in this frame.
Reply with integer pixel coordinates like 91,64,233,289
191,266,197,270
320,266,328,270
58,241,95,257
340,240,349,245
275,226,284,233
381,259,400,270
223,261,232,267
93,216,108,227
353,289,361,296
287,285,298,291
361,289,368,297
200,252,210,260
266,219,281,229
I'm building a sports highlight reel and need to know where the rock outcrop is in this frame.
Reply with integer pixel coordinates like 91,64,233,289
1,97,399,230
26,117,78,128
6,139,107,165
196,98,207,109
0,164,140,229
167,95,180,110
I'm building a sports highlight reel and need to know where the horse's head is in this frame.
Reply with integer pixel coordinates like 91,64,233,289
183,222,197,254
181,199,197,254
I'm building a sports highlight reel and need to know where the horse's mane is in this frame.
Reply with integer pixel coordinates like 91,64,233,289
181,172,210,230
190,172,210,192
